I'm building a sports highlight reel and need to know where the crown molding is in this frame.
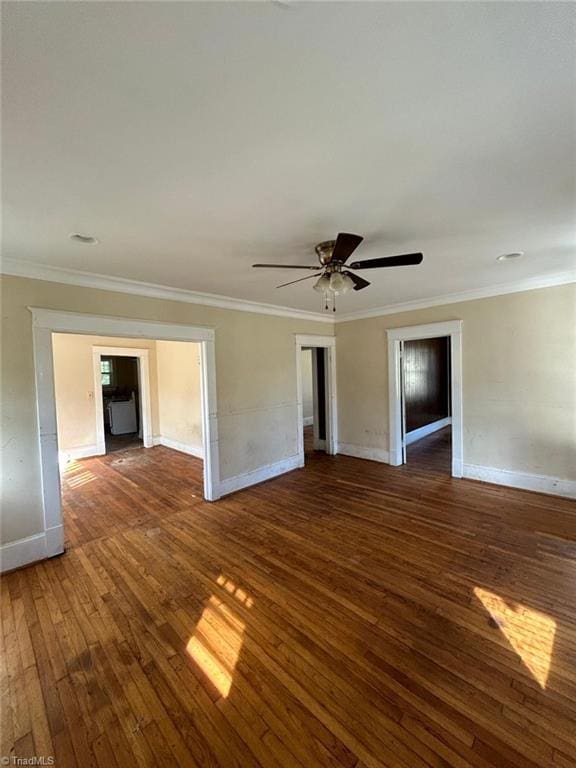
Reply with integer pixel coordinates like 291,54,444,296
1,257,334,324
335,270,576,323
2,257,574,326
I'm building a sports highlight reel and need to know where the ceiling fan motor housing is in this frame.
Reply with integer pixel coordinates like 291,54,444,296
315,240,337,266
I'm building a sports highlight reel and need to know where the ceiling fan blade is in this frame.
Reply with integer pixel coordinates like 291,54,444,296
253,263,321,270
343,270,370,291
276,274,321,289
330,233,364,264
349,252,423,270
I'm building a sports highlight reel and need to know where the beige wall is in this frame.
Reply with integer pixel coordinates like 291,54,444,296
336,283,576,481
301,348,313,423
0,275,332,545
52,334,160,455
2,274,574,549
156,341,203,454
52,335,203,459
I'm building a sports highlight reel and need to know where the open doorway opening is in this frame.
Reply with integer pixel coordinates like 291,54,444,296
296,335,337,465
100,354,143,453
402,336,451,474
300,347,330,459
387,320,463,478
93,345,154,457
51,331,210,548
27,308,220,567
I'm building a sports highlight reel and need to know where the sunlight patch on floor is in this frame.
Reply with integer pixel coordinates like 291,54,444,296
217,574,254,608
474,587,555,689
65,469,98,488
61,458,82,472
186,577,253,698
61,458,99,487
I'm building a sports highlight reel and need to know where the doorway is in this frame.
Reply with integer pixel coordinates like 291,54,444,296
92,347,153,455
29,308,221,565
295,335,337,466
101,356,142,453
387,320,463,477
300,347,330,459
403,336,451,474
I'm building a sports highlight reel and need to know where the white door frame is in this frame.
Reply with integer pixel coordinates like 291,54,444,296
92,346,153,455
387,320,463,477
29,307,221,561
295,334,337,465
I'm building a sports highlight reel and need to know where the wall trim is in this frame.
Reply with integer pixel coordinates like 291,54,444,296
219,454,301,497
463,464,576,499
405,417,452,446
336,270,576,323
153,435,204,459
31,307,217,341
337,442,390,464
3,258,333,324
58,444,100,466
3,259,574,327
0,525,64,574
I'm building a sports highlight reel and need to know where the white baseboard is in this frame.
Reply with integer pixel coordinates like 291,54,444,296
463,464,576,499
405,417,451,446
58,443,102,466
0,524,64,574
337,442,390,464
154,435,204,459
303,416,314,427
219,454,301,497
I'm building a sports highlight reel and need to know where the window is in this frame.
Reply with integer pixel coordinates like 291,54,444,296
101,358,114,386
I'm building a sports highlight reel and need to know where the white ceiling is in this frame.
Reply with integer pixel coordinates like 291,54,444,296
3,1,575,315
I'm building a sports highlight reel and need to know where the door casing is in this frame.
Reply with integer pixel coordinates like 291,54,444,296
387,320,463,476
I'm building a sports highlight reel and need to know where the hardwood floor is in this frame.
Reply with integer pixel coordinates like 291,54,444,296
303,425,315,456
2,446,576,767
104,433,144,455
406,426,452,475
61,448,204,549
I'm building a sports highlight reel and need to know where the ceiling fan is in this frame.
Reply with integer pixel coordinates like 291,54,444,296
253,233,423,311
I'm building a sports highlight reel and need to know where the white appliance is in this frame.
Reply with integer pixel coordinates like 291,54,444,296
108,394,138,435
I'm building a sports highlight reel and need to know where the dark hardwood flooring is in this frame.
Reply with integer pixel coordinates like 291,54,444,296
406,426,452,475
2,446,576,767
105,432,144,454
304,425,315,456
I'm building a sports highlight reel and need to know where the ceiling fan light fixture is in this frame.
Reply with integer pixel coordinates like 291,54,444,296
341,273,355,293
329,271,353,294
313,273,331,293
253,233,423,309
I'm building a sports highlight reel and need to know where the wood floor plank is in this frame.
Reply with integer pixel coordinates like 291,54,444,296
2,438,576,767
